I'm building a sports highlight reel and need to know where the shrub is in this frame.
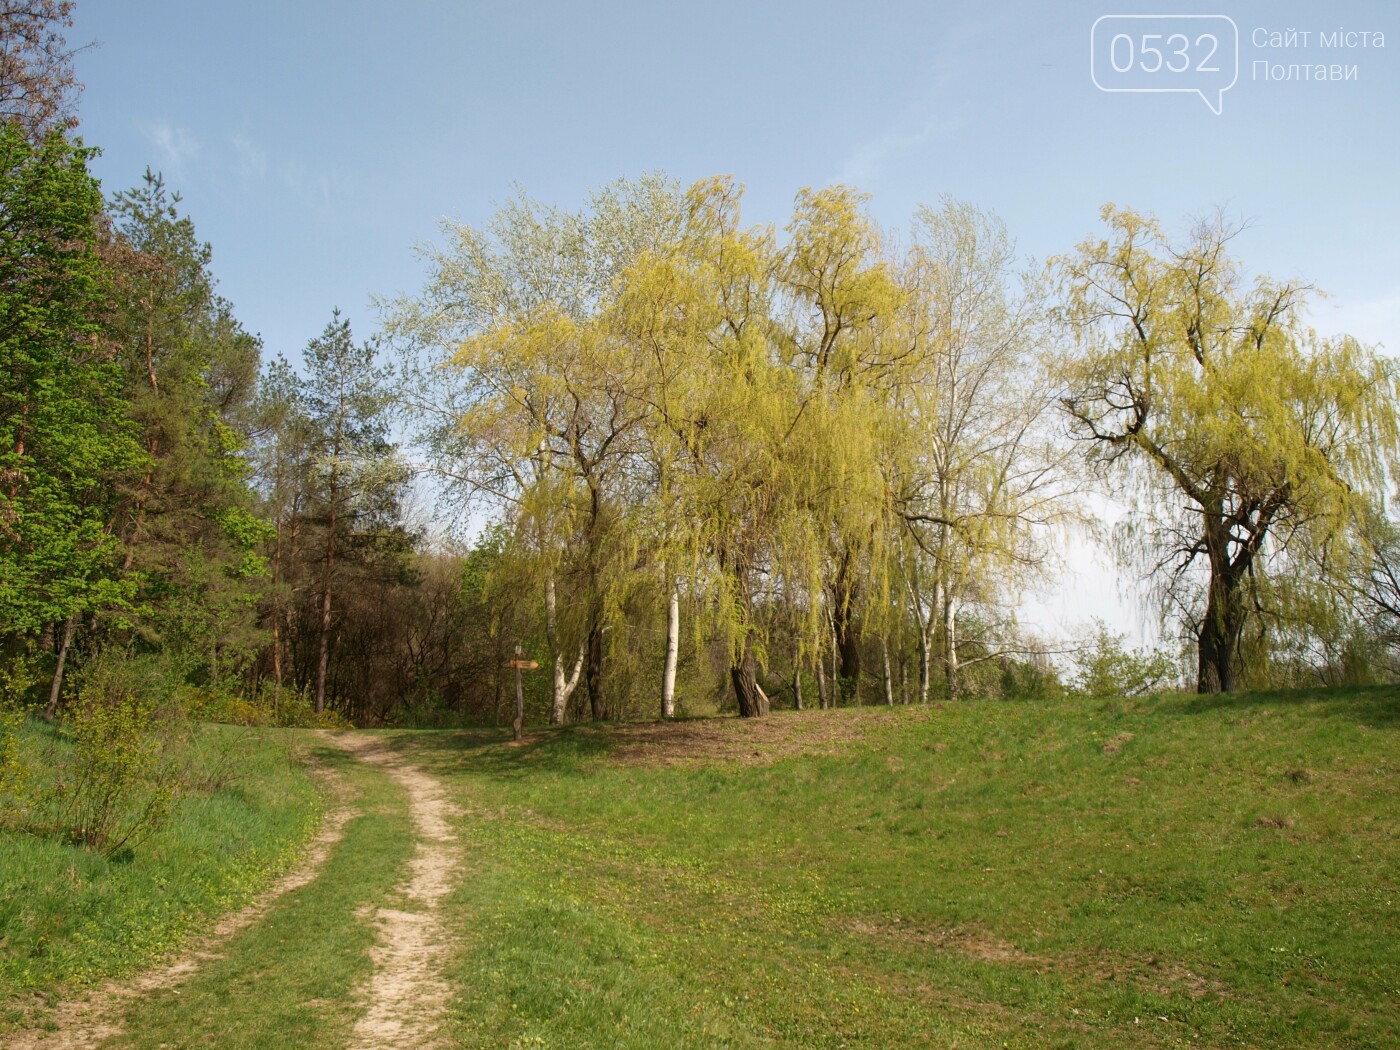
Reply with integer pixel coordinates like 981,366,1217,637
47,653,189,856
0,648,43,808
998,653,1066,700
0,702,25,807
189,681,352,729
1071,620,1182,698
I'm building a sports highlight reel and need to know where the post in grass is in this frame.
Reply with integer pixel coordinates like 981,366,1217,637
506,644,539,741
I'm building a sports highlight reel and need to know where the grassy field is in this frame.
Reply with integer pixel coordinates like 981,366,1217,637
0,719,321,1031
2,687,1396,1048
399,687,1398,1049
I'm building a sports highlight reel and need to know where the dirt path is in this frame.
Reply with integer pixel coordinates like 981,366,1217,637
9,732,464,1050
8,738,359,1050
330,732,463,1050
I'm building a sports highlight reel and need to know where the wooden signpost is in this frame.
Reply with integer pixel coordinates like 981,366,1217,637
506,644,539,741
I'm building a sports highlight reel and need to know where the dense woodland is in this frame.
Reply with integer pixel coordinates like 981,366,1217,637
4,2,1400,735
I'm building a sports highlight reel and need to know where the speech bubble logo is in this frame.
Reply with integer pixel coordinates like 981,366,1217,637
1091,14,1239,115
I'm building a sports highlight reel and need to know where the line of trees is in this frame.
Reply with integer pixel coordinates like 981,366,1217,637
4,2,1400,733
386,179,1400,718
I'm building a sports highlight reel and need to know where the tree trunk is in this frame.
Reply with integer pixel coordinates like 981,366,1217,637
44,615,75,721
834,601,861,703
271,469,285,718
314,426,340,713
815,642,830,710
314,512,335,714
661,582,679,718
881,638,894,706
1196,571,1243,693
731,639,770,718
832,551,861,703
942,593,959,701
793,642,804,711
271,612,283,717
586,611,607,721
545,575,583,725
830,622,840,706
917,622,931,703
285,606,300,691
550,644,584,725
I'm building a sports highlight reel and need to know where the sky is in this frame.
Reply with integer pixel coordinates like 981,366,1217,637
69,0,1400,647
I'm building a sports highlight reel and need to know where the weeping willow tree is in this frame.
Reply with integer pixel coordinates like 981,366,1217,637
605,179,905,716
1059,206,1400,693
778,185,903,703
390,173,1089,719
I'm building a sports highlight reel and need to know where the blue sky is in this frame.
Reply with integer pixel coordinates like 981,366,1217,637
70,0,1400,643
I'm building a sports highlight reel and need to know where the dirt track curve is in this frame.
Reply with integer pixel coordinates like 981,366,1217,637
8,730,462,1050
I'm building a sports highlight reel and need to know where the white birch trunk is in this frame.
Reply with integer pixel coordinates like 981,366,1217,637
661,582,679,718
881,638,894,706
546,574,583,725
943,594,959,700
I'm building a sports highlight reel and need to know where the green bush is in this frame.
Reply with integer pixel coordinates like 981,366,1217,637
188,682,352,729
0,703,24,807
1071,620,1181,697
0,648,43,807
46,654,189,856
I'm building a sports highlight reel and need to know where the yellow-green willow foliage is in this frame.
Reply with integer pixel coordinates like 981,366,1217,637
1059,205,1400,693
604,178,909,715
392,175,1086,718
780,186,905,702
384,174,685,721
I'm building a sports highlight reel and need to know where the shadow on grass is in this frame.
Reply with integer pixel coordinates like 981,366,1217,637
373,723,622,781
373,707,901,781
301,740,369,775
1154,684,1399,729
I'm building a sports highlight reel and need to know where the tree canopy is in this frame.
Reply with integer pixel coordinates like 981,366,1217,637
1058,206,1400,692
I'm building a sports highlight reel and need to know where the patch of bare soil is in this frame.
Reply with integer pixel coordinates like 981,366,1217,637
847,917,1043,964
8,742,357,1050
1084,950,1235,1001
606,707,934,767
848,917,1235,1001
330,733,462,1050
1101,731,1136,756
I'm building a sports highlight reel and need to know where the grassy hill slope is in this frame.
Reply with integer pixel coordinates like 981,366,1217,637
401,687,1397,1048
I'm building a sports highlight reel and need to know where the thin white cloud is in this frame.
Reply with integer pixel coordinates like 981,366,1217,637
231,131,268,181
143,122,200,181
838,107,963,186
275,157,353,207
832,13,1007,187
1314,288,1400,357
226,129,353,208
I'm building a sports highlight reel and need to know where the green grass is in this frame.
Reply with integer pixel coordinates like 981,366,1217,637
0,720,321,1032
387,686,1399,1049
107,736,416,1050
3,689,1395,1048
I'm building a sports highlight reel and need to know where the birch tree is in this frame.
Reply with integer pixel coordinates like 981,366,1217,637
893,199,1075,700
